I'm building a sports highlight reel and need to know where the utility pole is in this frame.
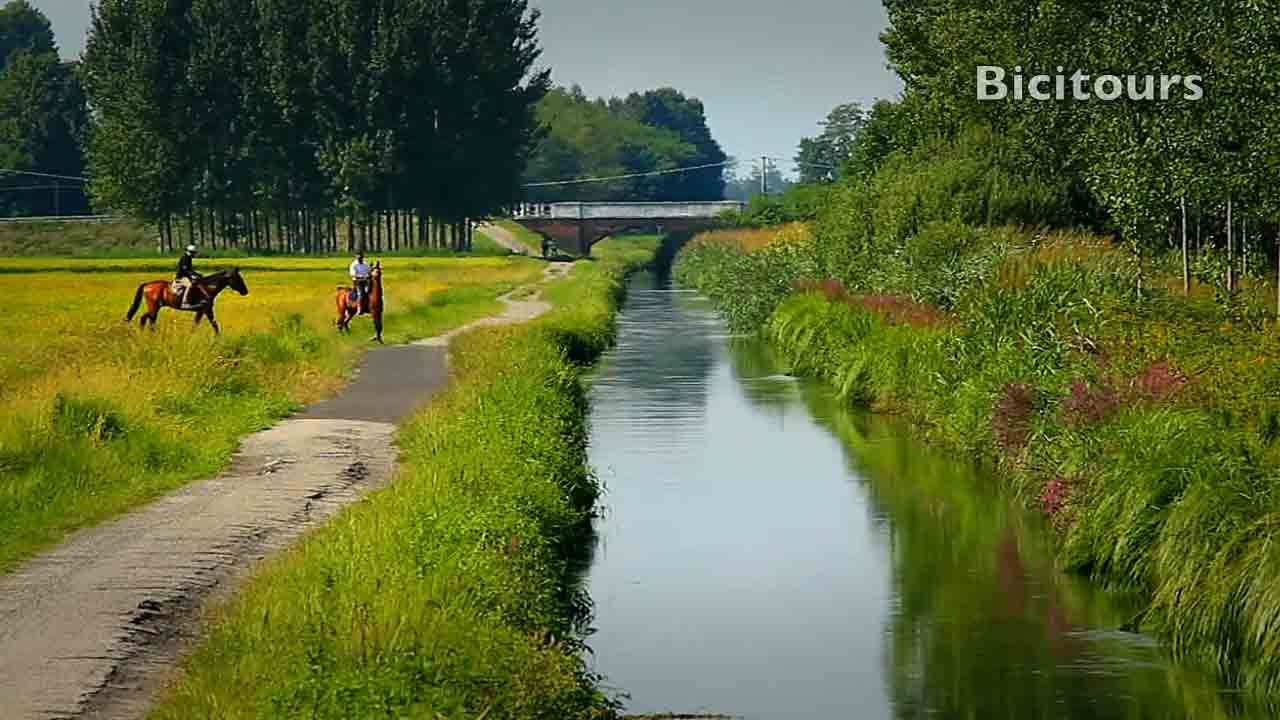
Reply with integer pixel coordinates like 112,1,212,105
760,156,769,196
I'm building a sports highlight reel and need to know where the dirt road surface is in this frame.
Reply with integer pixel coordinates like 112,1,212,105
0,262,572,720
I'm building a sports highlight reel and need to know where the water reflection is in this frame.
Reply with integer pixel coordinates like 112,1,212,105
584,272,1263,719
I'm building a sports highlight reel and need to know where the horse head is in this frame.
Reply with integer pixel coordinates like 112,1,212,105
228,267,249,296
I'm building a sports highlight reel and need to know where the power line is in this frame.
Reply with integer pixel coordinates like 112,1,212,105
765,156,842,171
0,168,88,182
522,160,732,188
792,160,841,170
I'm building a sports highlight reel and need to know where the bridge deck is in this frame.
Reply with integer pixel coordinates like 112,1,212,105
512,201,744,220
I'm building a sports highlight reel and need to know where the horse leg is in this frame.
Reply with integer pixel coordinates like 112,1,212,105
140,297,156,328
207,307,221,335
372,312,383,344
194,310,204,327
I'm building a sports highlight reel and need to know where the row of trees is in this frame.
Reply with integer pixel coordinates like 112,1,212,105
785,1,1280,300
859,0,1280,291
82,0,550,253
521,85,727,202
0,1,90,217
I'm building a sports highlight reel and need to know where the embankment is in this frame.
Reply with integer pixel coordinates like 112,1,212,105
147,238,657,719
674,224,1280,706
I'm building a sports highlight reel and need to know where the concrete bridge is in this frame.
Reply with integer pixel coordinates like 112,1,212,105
509,201,745,255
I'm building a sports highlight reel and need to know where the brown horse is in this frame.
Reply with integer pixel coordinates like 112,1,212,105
336,262,384,343
125,268,249,334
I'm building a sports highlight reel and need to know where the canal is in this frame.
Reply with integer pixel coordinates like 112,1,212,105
582,270,1260,719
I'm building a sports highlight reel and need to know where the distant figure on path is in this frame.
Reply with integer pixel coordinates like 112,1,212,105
349,252,372,314
174,244,204,308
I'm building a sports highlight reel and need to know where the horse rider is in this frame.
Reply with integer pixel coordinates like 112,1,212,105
349,252,372,314
175,244,204,308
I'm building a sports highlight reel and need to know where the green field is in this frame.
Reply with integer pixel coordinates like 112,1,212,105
0,253,544,572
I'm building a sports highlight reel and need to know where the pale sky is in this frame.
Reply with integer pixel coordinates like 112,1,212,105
35,0,902,179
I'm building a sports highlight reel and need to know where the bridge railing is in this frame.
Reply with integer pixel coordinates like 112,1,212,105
510,201,744,220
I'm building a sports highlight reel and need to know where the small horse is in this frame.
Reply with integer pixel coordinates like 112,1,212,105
125,268,250,334
336,262,384,343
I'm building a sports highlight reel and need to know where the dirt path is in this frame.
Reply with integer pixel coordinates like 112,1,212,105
0,262,573,720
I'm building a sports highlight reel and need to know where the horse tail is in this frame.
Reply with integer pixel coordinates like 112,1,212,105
125,283,146,321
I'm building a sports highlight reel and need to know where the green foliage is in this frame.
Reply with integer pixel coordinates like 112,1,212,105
81,0,548,250
522,85,726,202
0,1,89,217
795,102,868,183
875,0,1280,256
0,0,53,70
610,87,728,200
720,183,831,228
674,232,819,331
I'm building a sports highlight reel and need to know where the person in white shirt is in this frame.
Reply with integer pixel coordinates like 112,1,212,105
349,252,372,313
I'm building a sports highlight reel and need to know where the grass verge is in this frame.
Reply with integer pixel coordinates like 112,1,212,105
147,238,655,718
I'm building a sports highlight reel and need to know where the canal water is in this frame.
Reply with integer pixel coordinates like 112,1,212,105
582,271,1261,719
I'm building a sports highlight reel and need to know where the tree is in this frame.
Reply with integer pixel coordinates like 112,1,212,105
523,85,726,203
82,0,551,252
0,1,88,217
612,87,727,199
0,0,54,71
795,102,869,183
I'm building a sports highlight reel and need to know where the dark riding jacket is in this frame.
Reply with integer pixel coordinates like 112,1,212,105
177,253,200,280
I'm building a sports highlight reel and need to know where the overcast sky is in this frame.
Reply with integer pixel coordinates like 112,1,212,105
36,0,901,179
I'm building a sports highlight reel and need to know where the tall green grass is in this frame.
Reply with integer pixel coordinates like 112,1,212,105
675,216,1280,705
148,239,655,719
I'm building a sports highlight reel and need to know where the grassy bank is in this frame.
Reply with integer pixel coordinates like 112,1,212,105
148,237,655,718
0,256,544,572
494,219,547,255
0,220,158,256
675,223,1280,703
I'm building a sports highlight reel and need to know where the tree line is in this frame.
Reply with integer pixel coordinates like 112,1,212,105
81,0,549,253
0,1,90,217
521,85,727,203
790,1,1280,296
